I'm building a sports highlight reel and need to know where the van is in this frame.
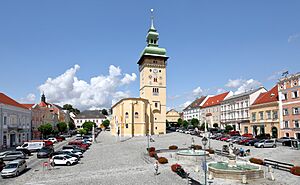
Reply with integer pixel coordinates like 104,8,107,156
16,142,45,152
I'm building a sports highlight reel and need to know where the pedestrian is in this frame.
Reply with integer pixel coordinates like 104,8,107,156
154,161,159,175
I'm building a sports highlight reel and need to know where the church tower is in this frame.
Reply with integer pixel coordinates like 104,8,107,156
138,9,169,134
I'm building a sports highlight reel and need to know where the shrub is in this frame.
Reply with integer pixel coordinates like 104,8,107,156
205,149,215,154
158,157,168,164
148,147,155,152
290,166,300,176
169,145,178,150
249,158,264,165
171,163,182,172
192,145,202,150
149,151,157,158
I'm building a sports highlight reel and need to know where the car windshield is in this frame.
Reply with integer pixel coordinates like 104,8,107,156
40,148,50,152
258,140,264,143
5,163,18,169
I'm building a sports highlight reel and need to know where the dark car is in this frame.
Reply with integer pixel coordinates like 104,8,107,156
245,139,261,146
15,148,31,156
37,147,54,158
0,159,5,172
255,134,271,140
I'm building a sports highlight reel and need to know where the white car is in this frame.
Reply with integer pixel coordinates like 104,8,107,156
62,149,83,157
48,138,57,143
50,154,78,166
1,159,27,178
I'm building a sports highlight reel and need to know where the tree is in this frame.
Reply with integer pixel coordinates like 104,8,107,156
68,122,76,130
38,123,53,138
183,120,189,129
101,109,108,116
213,123,219,128
225,125,234,131
57,122,68,133
78,128,87,136
82,121,96,131
102,120,110,128
63,104,80,115
190,118,199,127
177,118,183,127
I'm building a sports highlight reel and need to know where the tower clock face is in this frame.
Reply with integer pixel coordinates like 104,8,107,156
153,69,158,73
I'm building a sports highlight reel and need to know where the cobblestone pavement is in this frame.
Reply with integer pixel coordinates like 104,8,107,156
1,131,300,185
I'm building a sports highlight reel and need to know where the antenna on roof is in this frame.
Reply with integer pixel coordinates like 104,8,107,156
282,71,289,78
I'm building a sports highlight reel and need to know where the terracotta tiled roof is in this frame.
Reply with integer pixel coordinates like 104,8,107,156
39,101,49,107
0,93,28,109
183,96,207,111
21,104,35,109
202,92,230,108
252,86,278,105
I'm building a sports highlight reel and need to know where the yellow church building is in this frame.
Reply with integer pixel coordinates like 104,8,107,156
110,11,169,137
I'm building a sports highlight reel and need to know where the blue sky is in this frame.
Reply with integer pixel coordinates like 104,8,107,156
0,1,300,110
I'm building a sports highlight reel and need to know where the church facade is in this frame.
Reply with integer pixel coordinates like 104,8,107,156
110,12,168,136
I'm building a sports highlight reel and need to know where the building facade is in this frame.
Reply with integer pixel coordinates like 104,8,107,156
220,87,267,131
74,110,107,128
278,73,300,139
166,109,181,124
243,86,280,138
183,96,209,122
111,11,168,136
201,92,232,128
0,93,31,149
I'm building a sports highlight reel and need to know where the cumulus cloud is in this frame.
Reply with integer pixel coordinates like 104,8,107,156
225,79,245,88
176,100,192,111
38,65,136,110
217,88,226,94
192,87,203,96
19,93,36,103
234,79,262,95
288,33,300,43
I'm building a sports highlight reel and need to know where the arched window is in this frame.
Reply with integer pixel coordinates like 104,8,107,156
125,112,129,118
154,78,157,82
135,112,139,118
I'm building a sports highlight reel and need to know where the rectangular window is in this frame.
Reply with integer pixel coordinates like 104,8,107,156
252,113,256,121
266,111,271,119
273,111,278,119
244,126,248,134
283,93,288,100
292,91,299,98
155,102,158,108
259,112,264,120
293,107,299,115
284,121,289,128
283,109,289,116
153,88,159,96
126,124,128,128
3,116,7,125
295,120,299,128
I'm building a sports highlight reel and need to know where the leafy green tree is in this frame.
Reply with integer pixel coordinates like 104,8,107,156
177,118,183,127
38,123,53,138
183,120,189,128
225,125,234,131
190,118,199,127
101,109,109,116
213,123,219,128
82,121,96,131
57,122,68,133
63,104,80,115
102,119,110,128
78,128,87,136
68,122,76,130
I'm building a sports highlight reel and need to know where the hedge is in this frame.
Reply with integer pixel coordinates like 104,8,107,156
205,149,215,154
169,145,178,150
192,145,202,150
171,163,182,172
158,157,168,164
249,158,264,165
291,166,300,176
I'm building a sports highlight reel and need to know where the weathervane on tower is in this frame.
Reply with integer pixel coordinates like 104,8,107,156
150,8,155,30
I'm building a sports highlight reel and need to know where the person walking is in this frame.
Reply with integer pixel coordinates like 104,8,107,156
154,161,159,175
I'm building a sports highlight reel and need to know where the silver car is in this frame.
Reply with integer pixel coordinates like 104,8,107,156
0,151,25,161
254,139,276,148
1,159,27,178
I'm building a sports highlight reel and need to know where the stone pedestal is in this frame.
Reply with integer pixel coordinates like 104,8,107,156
228,159,237,167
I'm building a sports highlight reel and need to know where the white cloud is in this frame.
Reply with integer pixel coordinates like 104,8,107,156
192,86,203,96
267,70,286,81
38,65,136,110
217,88,225,94
234,79,262,95
288,33,300,43
225,79,245,88
176,100,192,111
19,93,36,103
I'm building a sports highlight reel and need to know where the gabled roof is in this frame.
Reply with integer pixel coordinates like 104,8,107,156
252,86,278,105
75,110,107,119
224,86,266,101
0,93,28,109
183,96,207,111
202,92,230,108
21,104,35,109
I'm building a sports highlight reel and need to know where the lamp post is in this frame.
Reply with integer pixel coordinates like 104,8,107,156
202,137,208,185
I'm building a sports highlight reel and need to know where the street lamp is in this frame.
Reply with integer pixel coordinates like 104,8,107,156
202,137,208,185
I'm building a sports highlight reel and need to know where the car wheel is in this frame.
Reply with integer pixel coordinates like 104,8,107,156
66,162,71,166
15,171,19,177
273,145,276,148
260,145,264,148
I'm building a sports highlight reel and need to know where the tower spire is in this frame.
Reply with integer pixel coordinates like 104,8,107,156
150,9,156,31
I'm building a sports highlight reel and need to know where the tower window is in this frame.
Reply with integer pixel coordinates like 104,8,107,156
125,112,129,118
154,40,157,44
150,69,152,72
154,78,157,82
159,70,161,73
135,112,139,118
153,88,159,95
155,103,158,108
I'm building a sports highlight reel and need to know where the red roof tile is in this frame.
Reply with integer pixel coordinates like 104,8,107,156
202,92,230,108
0,93,28,109
183,96,207,110
21,104,35,109
252,86,278,105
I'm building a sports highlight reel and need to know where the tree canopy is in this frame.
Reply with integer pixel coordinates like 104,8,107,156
225,125,234,131
213,123,219,128
68,122,76,130
57,122,68,133
190,118,199,127
63,104,80,115
78,128,87,136
102,120,110,128
38,123,53,138
101,109,109,116
82,121,96,131
183,120,189,128
177,118,183,127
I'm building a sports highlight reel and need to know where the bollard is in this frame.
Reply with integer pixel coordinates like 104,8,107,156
242,174,247,184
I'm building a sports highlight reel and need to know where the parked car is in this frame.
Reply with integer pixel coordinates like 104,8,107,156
37,147,54,158
245,138,261,146
50,154,78,166
255,133,271,140
56,136,65,142
238,138,254,145
0,159,5,172
220,136,230,141
232,136,245,144
15,148,31,156
62,148,83,157
63,145,85,153
227,136,240,143
1,159,27,178
242,133,253,138
254,139,276,148
16,141,45,152
229,131,240,136
48,137,57,143
52,151,81,160
0,151,25,161
276,137,294,143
